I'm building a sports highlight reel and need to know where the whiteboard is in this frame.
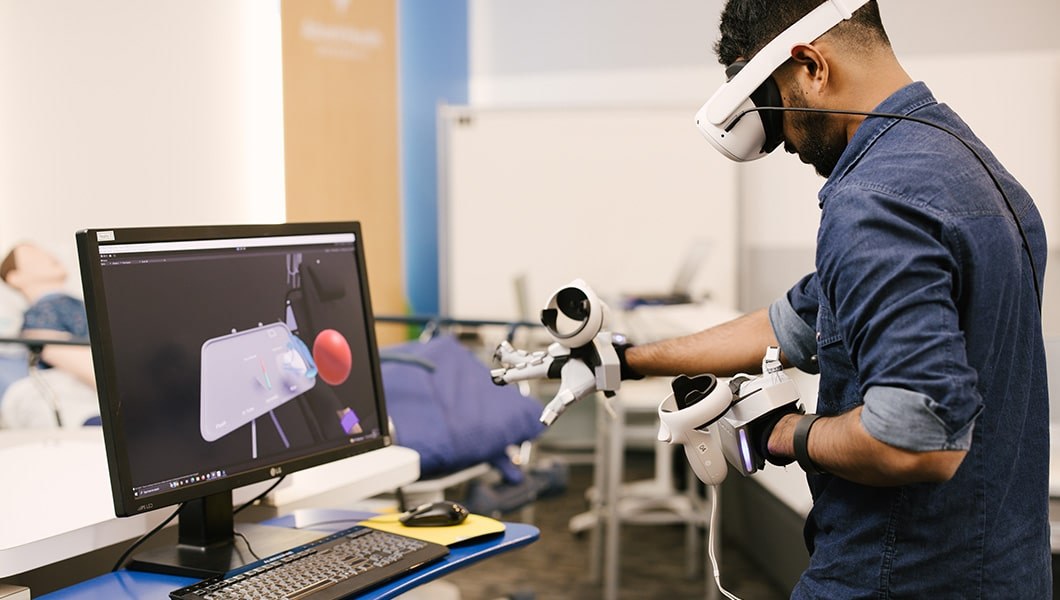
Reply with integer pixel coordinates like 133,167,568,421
439,105,739,321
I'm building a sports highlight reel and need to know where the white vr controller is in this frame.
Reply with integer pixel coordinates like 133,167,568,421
657,347,802,485
657,374,732,486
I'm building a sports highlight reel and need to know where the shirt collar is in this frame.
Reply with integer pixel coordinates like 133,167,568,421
817,81,938,207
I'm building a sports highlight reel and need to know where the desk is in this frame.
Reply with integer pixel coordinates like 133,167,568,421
0,428,420,579
36,509,539,600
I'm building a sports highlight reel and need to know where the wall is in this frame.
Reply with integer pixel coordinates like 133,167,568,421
470,0,1060,96
398,0,469,316
439,106,739,319
280,0,406,343
0,0,286,297
468,0,1060,333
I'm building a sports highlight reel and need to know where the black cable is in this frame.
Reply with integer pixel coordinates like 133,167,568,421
233,475,286,516
110,503,183,572
0,337,90,347
227,475,286,562
110,475,285,572
233,531,261,562
731,105,1044,312
26,352,62,427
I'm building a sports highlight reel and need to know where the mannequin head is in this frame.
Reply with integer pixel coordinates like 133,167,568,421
0,243,69,303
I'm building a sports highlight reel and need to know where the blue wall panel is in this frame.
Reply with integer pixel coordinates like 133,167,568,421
398,0,468,315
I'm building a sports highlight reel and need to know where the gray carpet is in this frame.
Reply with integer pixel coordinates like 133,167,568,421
443,452,788,600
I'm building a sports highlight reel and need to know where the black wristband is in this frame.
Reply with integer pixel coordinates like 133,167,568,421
793,414,827,475
613,338,644,381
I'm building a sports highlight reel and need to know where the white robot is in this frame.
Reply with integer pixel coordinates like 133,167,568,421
491,279,803,485
490,279,621,426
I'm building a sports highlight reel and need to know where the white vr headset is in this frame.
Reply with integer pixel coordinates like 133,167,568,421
695,0,870,162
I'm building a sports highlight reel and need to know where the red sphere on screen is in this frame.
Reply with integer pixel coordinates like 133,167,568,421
313,329,352,386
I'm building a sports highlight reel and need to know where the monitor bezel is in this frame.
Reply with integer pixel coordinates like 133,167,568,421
77,221,392,518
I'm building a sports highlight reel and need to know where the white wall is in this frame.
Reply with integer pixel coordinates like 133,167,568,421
439,106,739,319
468,0,1060,332
0,1,286,295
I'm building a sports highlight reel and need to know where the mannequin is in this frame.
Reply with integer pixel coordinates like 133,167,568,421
0,243,93,386
0,243,97,428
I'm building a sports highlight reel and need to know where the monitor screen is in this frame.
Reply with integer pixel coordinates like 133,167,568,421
77,222,391,576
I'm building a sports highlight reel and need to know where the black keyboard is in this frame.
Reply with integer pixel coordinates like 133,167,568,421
169,526,449,600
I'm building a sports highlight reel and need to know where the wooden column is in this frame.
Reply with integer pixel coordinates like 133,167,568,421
281,0,405,344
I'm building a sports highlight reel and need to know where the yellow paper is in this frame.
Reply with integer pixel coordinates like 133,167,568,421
359,513,506,547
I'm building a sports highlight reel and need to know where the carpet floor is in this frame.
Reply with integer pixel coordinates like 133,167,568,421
441,451,789,600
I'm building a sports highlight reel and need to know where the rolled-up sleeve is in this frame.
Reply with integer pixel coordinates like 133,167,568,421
768,273,820,374
862,386,978,451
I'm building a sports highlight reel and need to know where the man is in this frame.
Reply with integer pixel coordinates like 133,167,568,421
623,1,1050,596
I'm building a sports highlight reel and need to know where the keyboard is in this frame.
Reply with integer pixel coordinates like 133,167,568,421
169,525,449,600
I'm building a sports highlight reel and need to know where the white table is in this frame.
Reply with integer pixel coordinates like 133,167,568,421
0,428,419,577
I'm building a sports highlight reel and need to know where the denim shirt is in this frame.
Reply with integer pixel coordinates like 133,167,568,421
769,82,1050,598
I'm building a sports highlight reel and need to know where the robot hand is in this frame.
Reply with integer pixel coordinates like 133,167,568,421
491,339,568,387
657,346,804,485
490,279,621,425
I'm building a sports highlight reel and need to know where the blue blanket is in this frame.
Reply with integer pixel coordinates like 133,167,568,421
380,335,546,480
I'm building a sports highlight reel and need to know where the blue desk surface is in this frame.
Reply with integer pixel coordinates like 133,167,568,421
38,509,539,599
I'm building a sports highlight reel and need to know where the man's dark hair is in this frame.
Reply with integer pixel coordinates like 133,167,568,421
715,0,890,66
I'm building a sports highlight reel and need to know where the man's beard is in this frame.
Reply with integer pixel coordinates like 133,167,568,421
784,96,846,178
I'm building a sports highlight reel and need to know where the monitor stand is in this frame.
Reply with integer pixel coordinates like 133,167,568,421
125,491,327,579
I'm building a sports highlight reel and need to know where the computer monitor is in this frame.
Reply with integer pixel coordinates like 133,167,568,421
76,221,391,578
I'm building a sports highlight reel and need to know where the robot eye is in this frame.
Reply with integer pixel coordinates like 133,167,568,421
556,288,590,320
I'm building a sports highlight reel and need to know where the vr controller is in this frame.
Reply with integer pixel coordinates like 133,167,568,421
657,347,802,485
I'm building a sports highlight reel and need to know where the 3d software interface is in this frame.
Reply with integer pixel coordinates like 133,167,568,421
97,235,384,499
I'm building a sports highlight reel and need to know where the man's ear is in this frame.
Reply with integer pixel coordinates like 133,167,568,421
789,43,829,92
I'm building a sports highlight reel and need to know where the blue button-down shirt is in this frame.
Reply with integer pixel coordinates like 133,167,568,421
769,82,1050,598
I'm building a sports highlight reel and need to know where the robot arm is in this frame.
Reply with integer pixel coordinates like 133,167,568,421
490,279,621,425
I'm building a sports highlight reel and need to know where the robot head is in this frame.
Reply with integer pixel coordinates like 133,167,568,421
540,279,609,348
695,0,869,162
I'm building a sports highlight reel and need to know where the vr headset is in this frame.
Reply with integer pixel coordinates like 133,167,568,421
696,0,870,162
